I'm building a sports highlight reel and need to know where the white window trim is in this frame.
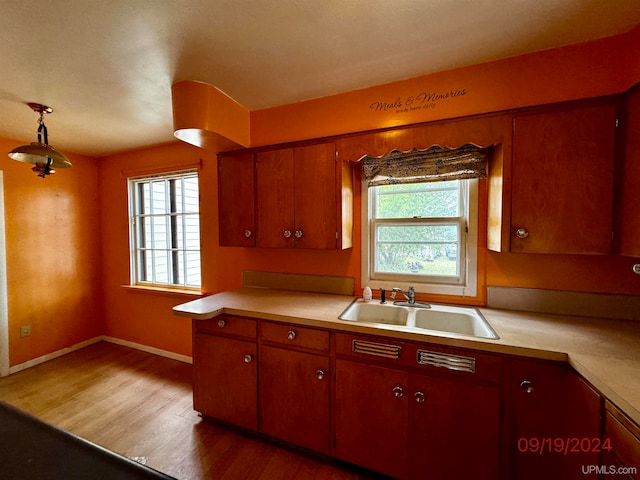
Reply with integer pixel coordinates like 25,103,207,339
361,178,478,297
128,170,201,290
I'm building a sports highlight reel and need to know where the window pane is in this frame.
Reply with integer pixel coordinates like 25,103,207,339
375,224,459,276
185,251,202,287
179,177,199,214
375,181,460,219
151,181,167,214
130,172,201,288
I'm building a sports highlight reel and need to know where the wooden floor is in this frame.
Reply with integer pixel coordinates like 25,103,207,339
0,341,383,480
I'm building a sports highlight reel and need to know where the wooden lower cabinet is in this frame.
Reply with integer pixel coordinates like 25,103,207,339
603,402,640,479
510,359,601,479
259,345,330,454
335,360,409,479
334,359,501,480
409,373,501,480
193,332,258,430
192,317,638,480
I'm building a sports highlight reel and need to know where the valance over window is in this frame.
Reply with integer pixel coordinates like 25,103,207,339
361,143,490,187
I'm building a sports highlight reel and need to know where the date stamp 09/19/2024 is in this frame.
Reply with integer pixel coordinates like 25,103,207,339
518,437,638,476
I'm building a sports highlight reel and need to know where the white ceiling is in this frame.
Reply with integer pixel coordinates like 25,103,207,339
1,0,639,157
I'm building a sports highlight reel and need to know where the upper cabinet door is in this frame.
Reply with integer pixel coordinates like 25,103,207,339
293,143,338,249
255,148,296,248
218,153,256,247
511,101,617,254
618,85,640,258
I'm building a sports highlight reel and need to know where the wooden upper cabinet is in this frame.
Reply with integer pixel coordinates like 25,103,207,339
510,100,617,254
217,153,256,247
256,142,353,249
255,148,295,248
618,85,640,258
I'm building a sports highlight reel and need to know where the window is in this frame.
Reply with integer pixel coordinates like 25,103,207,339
361,145,486,297
128,171,201,289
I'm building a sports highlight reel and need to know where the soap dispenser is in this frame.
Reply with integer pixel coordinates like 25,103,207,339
363,286,372,302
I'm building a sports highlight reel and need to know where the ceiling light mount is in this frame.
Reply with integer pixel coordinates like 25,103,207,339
8,102,72,178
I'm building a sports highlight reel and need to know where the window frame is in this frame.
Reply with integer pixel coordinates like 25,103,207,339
128,170,201,290
361,178,478,297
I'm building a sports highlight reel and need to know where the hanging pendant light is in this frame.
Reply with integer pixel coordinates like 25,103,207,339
8,103,72,178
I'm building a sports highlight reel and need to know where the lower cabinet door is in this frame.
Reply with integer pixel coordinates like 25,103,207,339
511,359,601,480
335,359,409,479
409,373,501,480
193,333,258,430
259,345,330,454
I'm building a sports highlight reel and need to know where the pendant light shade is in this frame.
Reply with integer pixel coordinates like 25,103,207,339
8,103,72,178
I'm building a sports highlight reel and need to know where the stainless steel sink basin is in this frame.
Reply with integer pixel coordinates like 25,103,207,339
339,300,499,339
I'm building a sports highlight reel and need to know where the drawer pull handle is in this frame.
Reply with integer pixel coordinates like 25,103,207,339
217,319,226,328
315,370,325,380
244,229,252,238
287,330,296,341
414,391,425,403
244,354,253,364
393,386,404,398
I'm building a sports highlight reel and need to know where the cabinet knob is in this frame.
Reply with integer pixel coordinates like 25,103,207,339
520,380,534,394
414,391,425,403
287,330,297,341
315,370,325,380
295,230,303,238
244,354,253,364
217,319,226,328
515,228,529,239
284,230,292,238
244,229,252,238
392,386,404,398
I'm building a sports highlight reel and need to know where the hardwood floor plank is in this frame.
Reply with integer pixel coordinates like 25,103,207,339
0,341,384,480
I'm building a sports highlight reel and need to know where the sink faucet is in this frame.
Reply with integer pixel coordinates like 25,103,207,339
391,286,415,304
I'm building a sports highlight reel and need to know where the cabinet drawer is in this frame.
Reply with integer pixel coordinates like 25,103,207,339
195,315,257,339
260,321,329,352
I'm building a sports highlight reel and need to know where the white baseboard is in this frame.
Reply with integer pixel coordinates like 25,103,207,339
6,335,192,376
7,337,103,375
101,336,192,364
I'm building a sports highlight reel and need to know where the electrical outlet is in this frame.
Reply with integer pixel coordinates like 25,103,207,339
20,325,31,337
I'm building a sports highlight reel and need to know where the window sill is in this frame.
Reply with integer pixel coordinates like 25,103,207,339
121,284,206,299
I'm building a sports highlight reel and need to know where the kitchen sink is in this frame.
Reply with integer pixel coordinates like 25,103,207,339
338,301,409,326
414,307,498,339
339,300,499,340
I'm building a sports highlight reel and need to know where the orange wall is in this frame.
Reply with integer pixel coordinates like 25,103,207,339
250,30,637,147
4,27,640,366
97,142,203,357
1,137,102,366
95,28,640,358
